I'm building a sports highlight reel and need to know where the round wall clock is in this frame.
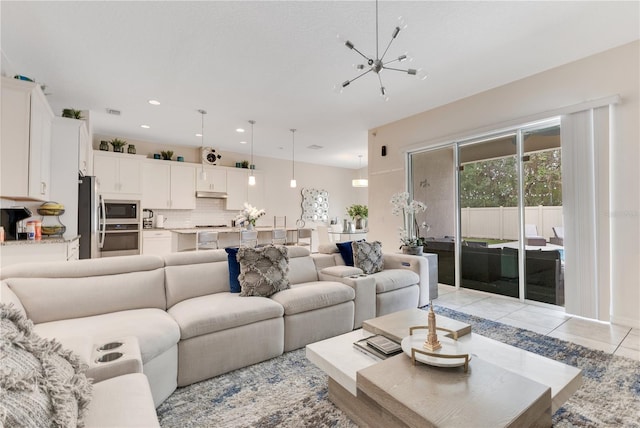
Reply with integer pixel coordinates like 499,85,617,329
201,147,222,165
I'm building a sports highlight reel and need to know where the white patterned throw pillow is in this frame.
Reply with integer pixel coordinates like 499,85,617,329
352,240,384,274
238,245,290,297
0,303,93,428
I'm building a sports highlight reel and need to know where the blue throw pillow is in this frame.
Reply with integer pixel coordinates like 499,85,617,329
336,241,355,266
225,247,241,293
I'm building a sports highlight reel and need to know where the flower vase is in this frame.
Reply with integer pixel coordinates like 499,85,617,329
246,223,254,231
402,245,423,256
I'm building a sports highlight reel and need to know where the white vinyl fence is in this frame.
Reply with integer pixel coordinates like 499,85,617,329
461,206,563,241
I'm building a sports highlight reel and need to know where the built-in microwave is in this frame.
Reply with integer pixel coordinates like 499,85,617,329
103,200,139,223
98,199,141,257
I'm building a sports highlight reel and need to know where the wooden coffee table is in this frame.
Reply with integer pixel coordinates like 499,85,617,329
306,308,582,428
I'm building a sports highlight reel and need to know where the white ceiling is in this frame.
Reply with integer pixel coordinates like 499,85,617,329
2,1,638,169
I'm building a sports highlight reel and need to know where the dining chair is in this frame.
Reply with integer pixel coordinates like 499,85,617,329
196,231,219,251
240,230,259,247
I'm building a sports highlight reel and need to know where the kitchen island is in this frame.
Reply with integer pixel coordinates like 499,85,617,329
165,227,301,252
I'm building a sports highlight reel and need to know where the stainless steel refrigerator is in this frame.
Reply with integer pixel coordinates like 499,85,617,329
78,175,101,259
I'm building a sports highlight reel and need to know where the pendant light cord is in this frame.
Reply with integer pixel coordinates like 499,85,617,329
291,129,296,179
249,120,255,172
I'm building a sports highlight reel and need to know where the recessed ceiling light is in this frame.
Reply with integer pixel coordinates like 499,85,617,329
195,133,202,137
239,141,247,144
141,125,150,129
236,128,245,133
148,100,161,105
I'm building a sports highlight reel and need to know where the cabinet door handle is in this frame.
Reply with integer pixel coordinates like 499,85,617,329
41,181,46,195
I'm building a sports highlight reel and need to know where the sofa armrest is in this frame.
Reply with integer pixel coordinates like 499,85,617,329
319,271,375,328
383,253,438,307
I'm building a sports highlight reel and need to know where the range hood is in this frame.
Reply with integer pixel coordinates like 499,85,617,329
195,191,228,199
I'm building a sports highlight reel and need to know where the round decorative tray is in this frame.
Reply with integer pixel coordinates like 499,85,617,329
401,333,472,368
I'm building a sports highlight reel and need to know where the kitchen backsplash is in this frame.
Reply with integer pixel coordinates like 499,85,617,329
148,198,241,228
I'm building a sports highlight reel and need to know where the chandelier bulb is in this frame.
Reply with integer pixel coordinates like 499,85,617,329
416,68,428,81
397,15,408,30
248,174,256,186
290,179,297,188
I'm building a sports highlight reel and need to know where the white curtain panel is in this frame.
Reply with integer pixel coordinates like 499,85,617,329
560,106,611,320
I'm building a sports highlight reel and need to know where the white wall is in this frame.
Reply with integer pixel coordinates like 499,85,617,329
368,41,639,328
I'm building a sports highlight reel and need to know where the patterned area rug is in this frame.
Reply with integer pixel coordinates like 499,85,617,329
157,306,640,427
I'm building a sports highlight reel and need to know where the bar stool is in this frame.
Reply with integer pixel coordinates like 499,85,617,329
271,229,287,245
196,231,219,251
240,230,258,247
297,228,312,250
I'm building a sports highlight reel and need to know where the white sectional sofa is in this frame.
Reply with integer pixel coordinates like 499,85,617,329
0,245,435,426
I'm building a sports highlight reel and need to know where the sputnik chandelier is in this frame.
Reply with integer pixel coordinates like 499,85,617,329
336,0,426,100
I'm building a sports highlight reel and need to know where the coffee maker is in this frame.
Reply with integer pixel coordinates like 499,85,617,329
142,209,154,229
0,207,33,240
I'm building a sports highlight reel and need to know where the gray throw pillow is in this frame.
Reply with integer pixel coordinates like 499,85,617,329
352,240,384,274
0,303,93,428
238,245,290,297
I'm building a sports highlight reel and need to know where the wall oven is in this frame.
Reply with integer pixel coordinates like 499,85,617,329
99,199,141,257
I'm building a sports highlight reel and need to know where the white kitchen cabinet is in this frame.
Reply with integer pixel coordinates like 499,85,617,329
225,169,265,212
77,124,90,176
50,117,89,239
94,151,143,198
142,230,172,256
0,240,78,268
196,166,227,192
141,161,196,209
1,77,53,201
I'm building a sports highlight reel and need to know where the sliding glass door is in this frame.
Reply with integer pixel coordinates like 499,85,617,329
409,118,564,306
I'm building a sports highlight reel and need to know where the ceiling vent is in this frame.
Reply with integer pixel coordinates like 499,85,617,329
307,144,323,150
106,108,121,116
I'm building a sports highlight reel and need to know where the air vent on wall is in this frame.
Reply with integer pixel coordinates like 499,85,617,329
106,108,121,116
307,144,323,150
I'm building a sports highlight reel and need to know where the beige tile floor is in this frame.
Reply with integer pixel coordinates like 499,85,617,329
436,284,640,361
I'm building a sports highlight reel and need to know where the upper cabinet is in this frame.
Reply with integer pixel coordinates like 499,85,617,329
1,77,54,201
225,169,264,212
196,166,227,192
141,161,196,209
94,151,144,198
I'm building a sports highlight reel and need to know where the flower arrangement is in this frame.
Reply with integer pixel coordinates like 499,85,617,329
390,192,429,248
235,202,266,227
346,204,368,220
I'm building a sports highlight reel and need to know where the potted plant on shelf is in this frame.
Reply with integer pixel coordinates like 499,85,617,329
61,108,83,120
234,202,265,230
109,138,127,153
161,150,174,161
390,192,430,255
241,160,249,168
346,204,368,230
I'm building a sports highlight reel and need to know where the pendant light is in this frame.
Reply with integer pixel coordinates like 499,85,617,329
198,109,207,180
290,128,297,188
248,120,256,186
352,154,368,187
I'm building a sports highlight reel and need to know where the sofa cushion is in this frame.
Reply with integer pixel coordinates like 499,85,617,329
270,281,355,316
224,247,241,293
164,250,230,307
33,308,180,364
5,269,166,324
0,303,92,428
238,245,290,297
352,240,384,274
371,269,420,293
167,293,284,340
336,241,355,266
